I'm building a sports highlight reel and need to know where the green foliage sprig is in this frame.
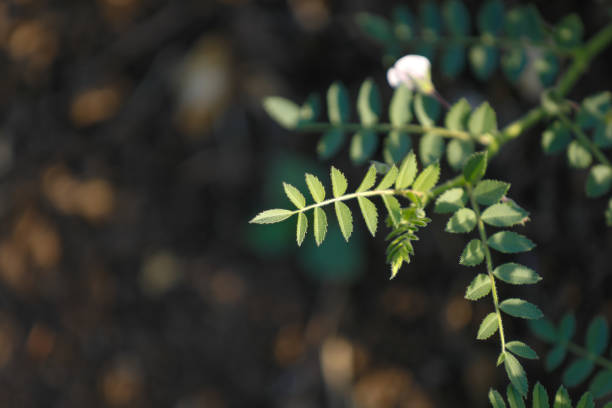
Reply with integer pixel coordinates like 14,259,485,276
488,383,603,408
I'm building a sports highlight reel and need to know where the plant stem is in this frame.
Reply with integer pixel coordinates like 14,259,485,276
566,342,612,371
293,188,422,214
468,184,506,352
557,113,612,167
297,122,471,141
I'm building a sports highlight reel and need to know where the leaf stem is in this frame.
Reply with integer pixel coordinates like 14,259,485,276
297,122,472,141
293,188,423,214
467,184,506,352
557,113,612,167
566,342,612,371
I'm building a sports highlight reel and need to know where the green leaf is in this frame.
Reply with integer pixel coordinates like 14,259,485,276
263,97,301,129
555,14,583,48
376,165,399,190
330,167,348,198
443,0,470,34
607,198,612,227
553,386,571,408
577,92,611,130
334,201,353,242
559,313,576,341
382,195,402,227
283,182,306,209
390,85,413,126
305,173,326,203
493,263,542,285
327,81,350,124
593,123,612,148
463,151,488,183
469,45,498,81
355,12,394,44
393,6,415,41
500,298,543,319
586,316,609,355
488,231,535,253
478,312,499,340
317,128,345,160
357,78,382,126
414,94,441,127
563,359,594,387
446,208,477,233
507,341,538,360
413,162,440,192
384,131,412,164
396,150,417,189
441,43,465,78
529,318,558,343
541,121,571,155
446,98,472,131
299,93,320,124
350,130,378,165
489,389,507,408
590,370,612,398
296,212,308,246
419,132,445,166
481,203,528,227
357,196,378,236
533,382,550,408
465,273,492,300
536,52,559,87
575,392,594,408
478,0,504,36
469,102,498,136
474,180,510,205
434,188,466,213
420,1,442,40
250,209,294,224
586,165,612,198
507,384,526,408
313,207,328,246
357,165,377,192
546,344,567,371
501,48,526,83
504,352,528,397
460,239,485,266
447,139,475,171
567,140,593,169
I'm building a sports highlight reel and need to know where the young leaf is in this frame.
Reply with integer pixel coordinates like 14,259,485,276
501,47,526,83
585,316,609,355
529,318,558,343
555,14,583,48
504,352,528,397
382,195,402,227
335,201,353,242
250,209,293,224
590,370,612,398
489,389,507,408
465,273,492,300
553,386,572,408
478,312,499,340
585,164,612,198
305,174,326,203
445,98,471,131
357,78,381,126
350,130,378,164
330,167,348,198
463,151,488,183
317,128,345,160
446,208,477,233
469,102,497,136
546,345,567,371
435,188,466,213
419,132,445,166
481,203,528,227
283,183,306,209
460,239,485,266
327,81,350,124
396,150,418,189
506,341,538,360
532,382,550,408
357,196,378,236
376,165,399,190
469,45,498,81
263,97,301,129
507,384,526,408
499,298,544,319
413,162,440,192
575,392,594,408
567,140,592,169
562,359,594,387
384,131,412,164
389,85,413,126
414,94,441,127
542,121,571,155
296,212,308,246
536,52,559,87
357,165,377,192
488,231,535,254
493,263,542,285
473,180,510,206
447,139,475,171
313,207,328,246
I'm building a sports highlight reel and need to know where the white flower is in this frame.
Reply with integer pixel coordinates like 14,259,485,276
386,55,434,93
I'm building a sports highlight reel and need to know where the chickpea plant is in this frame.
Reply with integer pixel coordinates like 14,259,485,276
251,1,612,406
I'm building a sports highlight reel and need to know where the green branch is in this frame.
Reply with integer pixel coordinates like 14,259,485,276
557,113,612,167
566,342,612,372
298,122,472,141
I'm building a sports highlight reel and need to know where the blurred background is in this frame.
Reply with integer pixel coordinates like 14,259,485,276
0,0,611,407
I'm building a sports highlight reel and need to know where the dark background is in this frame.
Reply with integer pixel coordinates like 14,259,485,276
0,0,610,407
